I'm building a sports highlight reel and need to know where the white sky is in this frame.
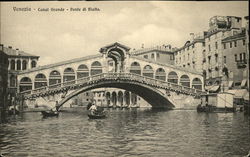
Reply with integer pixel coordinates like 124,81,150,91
0,1,248,65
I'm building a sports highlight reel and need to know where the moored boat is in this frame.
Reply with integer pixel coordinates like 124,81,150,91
197,92,235,113
88,113,106,119
41,110,59,117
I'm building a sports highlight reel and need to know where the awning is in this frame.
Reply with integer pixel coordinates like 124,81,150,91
228,81,234,88
227,89,248,99
211,85,220,92
241,79,247,87
243,92,249,101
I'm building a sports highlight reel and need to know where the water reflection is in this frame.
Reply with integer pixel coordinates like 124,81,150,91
0,109,249,157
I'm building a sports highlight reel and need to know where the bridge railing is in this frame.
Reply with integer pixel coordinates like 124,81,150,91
20,72,204,97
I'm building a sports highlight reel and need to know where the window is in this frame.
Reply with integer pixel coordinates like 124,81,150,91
188,53,190,60
215,42,218,49
144,55,148,59
243,53,246,60
202,42,205,47
151,53,154,59
224,56,226,63
240,53,242,61
31,60,36,68
234,41,237,47
208,56,211,64
243,40,246,45
208,45,211,51
17,60,21,70
215,54,218,62
223,43,226,49
235,54,238,61
230,42,232,48
157,53,160,58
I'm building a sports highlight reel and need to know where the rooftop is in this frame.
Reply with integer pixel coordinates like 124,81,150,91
222,32,246,42
1,45,39,58
131,45,175,56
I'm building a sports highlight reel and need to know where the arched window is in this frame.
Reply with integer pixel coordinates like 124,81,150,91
49,70,61,86
17,60,21,70
142,65,154,78
31,60,36,68
192,78,202,90
168,71,178,84
10,75,16,87
19,77,32,92
22,60,27,70
63,68,75,84
180,75,190,87
155,68,166,81
77,64,89,78
90,61,102,75
130,62,141,75
10,60,15,70
34,73,47,89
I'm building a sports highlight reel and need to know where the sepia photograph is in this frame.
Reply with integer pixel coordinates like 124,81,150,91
0,1,249,157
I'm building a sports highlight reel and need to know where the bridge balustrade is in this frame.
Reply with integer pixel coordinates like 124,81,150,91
20,72,204,99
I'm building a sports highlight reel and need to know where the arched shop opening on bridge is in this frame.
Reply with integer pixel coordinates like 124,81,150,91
77,64,89,78
192,78,202,90
49,70,61,86
63,67,75,84
130,62,141,75
143,65,154,78
180,75,190,87
35,73,47,89
168,71,178,84
91,61,102,75
19,77,32,92
155,68,166,81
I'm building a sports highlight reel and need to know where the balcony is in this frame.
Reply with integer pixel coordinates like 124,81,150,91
236,59,247,69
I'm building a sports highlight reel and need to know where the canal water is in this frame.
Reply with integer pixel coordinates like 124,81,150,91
0,108,249,157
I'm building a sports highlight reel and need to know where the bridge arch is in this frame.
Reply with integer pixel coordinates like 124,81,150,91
167,71,178,84
77,64,89,79
19,77,32,92
63,67,75,83
142,65,154,78
34,73,47,89
192,78,202,90
180,75,190,87
49,70,61,86
155,68,166,81
91,61,102,75
57,79,174,109
130,62,141,75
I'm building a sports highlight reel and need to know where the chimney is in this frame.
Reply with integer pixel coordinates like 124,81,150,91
8,46,12,49
141,44,144,48
190,33,194,41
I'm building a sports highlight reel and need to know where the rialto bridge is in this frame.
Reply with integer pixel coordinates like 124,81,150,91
17,43,205,109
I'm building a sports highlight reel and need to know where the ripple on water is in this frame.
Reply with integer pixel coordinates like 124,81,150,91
0,110,249,157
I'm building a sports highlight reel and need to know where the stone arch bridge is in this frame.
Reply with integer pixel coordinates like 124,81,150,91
17,43,205,109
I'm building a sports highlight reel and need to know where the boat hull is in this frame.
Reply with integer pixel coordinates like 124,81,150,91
88,114,106,119
41,111,59,117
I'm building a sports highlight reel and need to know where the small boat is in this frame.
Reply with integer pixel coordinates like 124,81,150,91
88,112,106,119
41,110,59,117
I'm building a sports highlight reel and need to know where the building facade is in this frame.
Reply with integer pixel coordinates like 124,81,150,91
131,45,175,65
0,45,9,118
175,16,248,92
0,45,40,107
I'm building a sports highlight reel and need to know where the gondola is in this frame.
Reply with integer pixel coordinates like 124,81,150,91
88,112,106,119
41,110,59,117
